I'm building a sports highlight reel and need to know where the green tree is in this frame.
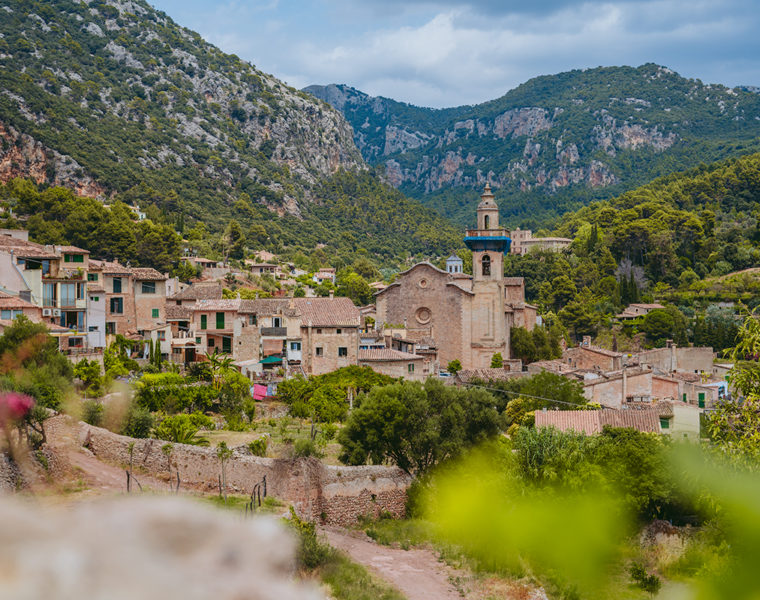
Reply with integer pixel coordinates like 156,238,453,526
338,379,500,475
447,359,462,374
490,353,504,368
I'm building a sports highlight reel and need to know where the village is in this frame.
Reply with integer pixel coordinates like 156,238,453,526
0,186,729,440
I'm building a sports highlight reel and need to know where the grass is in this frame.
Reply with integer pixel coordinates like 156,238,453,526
318,549,406,600
199,492,286,516
204,416,344,464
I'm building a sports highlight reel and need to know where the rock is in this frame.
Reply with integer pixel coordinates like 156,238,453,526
0,496,325,600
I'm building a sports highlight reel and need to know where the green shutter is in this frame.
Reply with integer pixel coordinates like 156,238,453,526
152,308,159,318
698,392,705,408
222,336,232,353
659,417,670,429
216,312,225,329
200,314,207,330
682,393,687,403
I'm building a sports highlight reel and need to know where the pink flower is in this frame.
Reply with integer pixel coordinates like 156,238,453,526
0,392,35,422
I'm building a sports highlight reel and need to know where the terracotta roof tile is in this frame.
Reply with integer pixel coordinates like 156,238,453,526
166,304,193,320
170,282,222,301
457,368,527,383
294,297,360,327
0,295,38,309
359,348,422,362
535,409,660,434
131,267,166,281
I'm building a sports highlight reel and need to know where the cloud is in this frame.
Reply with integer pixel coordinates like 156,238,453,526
150,0,760,108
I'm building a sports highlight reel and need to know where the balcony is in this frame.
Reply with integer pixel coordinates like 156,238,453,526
261,327,287,337
465,228,509,238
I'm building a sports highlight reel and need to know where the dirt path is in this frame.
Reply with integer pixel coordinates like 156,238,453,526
65,447,170,494
322,526,467,600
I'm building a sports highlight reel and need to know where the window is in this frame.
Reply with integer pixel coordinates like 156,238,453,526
222,337,232,353
157,331,165,340
338,347,348,357
408,363,415,373
152,308,159,319
68,337,83,348
249,315,257,325
105,322,116,335
216,312,225,329
336,328,342,334
659,417,670,429
315,347,323,357
91,296,99,302
195,337,201,344
200,314,207,330
208,338,215,348
481,254,491,277
141,281,156,294
64,254,84,263
273,317,282,328
77,283,85,300
42,283,58,306
698,392,705,408
110,297,123,314
484,214,490,229
316,329,322,334
60,283,76,307
112,277,122,293
290,342,301,351
87,273,98,282
0,309,21,320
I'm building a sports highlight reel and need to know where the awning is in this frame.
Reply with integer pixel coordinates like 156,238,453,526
259,356,283,365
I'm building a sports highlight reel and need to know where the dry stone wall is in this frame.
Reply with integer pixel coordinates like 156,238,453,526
69,419,410,525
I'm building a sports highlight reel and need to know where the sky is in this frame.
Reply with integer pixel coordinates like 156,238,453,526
148,0,760,108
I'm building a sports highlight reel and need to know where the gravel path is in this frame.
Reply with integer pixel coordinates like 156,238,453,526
322,526,466,600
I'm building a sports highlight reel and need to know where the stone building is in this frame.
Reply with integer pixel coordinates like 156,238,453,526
375,184,535,370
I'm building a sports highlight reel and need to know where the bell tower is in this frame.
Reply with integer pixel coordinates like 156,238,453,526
463,183,512,367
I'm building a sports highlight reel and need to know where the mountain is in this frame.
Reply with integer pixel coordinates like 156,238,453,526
0,0,464,266
306,66,760,228
0,0,365,228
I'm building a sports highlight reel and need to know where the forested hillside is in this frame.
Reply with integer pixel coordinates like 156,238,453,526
307,66,760,229
503,152,760,347
0,0,363,230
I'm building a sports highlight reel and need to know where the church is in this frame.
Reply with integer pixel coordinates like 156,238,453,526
375,184,536,370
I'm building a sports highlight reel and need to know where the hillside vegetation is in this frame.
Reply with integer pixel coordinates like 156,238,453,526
308,66,760,229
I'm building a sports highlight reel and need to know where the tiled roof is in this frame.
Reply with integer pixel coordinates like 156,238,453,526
579,346,623,358
87,284,106,293
170,282,222,301
359,348,422,362
535,409,660,434
193,299,242,311
294,297,360,327
535,410,603,435
0,236,58,258
457,368,527,383
0,295,38,309
131,267,166,281
98,260,131,275
55,245,89,254
238,298,296,316
166,304,193,320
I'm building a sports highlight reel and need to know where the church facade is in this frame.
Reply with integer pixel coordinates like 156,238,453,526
375,184,536,370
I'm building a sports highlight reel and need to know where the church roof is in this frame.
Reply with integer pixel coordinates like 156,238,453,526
477,183,497,209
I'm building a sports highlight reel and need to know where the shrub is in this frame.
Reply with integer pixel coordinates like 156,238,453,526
121,402,154,438
248,437,268,457
294,438,324,458
82,399,104,426
286,506,330,569
153,414,210,446
629,562,662,595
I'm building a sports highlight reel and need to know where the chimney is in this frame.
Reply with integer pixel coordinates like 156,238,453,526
329,290,334,299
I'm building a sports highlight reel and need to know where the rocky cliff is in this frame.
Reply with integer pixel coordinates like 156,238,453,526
0,0,363,225
307,66,760,226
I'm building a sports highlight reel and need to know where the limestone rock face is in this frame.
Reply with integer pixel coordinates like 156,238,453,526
0,496,325,600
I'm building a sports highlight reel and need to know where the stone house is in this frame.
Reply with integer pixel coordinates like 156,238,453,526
616,303,665,320
0,290,41,322
358,348,425,381
295,297,360,376
169,281,223,306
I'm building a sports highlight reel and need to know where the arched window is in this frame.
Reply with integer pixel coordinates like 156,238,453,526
484,215,490,230
481,254,491,277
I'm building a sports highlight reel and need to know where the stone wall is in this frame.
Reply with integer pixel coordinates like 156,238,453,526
72,419,410,525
